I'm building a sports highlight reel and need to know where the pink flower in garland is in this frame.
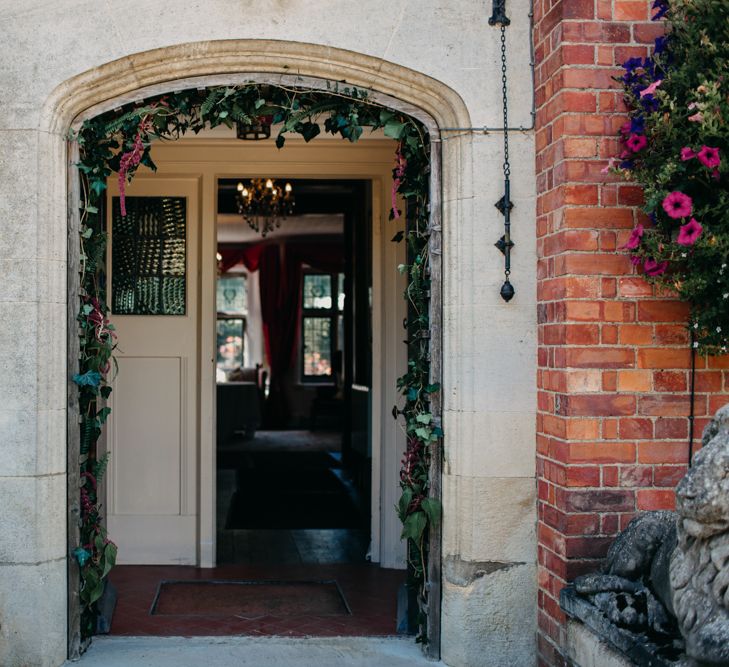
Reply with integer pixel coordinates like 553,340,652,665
391,143,407,219
662,191,693,219
680,147,697,161
118,132,145,217
697,145,720,169
688,111,704,123
622,223,644,250
643,258,669,276
626,133,648,152
677,218,703,246
639,79,662,97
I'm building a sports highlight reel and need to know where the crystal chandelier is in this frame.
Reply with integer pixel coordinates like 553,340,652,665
236,178,295,237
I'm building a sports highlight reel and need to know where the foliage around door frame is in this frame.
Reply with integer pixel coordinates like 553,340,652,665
72,83,442,642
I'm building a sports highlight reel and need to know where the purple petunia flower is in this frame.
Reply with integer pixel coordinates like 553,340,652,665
652,0,669,20
677,218,703,246
662,191,693,219
654,35,669,54
630,117,645,134
623,57,644,73
681,147,697,161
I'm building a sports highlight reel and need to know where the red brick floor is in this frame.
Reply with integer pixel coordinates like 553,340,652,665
109,564,405,637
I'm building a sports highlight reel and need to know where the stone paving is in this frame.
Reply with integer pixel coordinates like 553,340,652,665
65,636,441,666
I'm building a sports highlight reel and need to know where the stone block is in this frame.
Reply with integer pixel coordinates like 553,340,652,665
0,474,66,564
443,474,536,563
441,561,537,667
0,558,66,667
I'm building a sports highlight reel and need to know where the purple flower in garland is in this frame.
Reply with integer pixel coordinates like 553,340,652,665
662,191,693,219
652,0,669,20
681,147,697,161
677,218,703,246
626,133,648,152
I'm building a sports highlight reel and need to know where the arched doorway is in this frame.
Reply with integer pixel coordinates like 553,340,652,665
54,42,469,661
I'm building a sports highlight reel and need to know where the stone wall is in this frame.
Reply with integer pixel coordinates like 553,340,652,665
532,1,729,664
0,2,537,666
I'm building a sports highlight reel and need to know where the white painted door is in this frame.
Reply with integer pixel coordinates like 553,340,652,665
106,177,200,565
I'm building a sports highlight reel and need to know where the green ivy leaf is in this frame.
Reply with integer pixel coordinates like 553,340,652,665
384,120,406,139
401,510,427,541
421,497,442,526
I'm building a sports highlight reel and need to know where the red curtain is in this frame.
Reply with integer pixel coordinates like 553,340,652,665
257,238,344,425
218,244,266,273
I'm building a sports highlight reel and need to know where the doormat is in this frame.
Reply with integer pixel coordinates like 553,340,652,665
150,580,351,618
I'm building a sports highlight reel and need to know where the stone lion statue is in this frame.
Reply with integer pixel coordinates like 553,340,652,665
670,404,729,665
573,404,729,666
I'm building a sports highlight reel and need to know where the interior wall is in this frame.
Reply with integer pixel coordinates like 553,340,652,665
0,4,536,664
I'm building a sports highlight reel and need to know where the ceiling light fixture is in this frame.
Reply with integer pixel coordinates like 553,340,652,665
236,178,295,237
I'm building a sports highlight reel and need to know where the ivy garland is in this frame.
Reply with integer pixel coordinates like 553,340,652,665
72,83,442,641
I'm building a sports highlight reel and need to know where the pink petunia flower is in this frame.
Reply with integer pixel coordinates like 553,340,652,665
619,122,631,136
622,224,644,250
697,145,720,169
639,79,662,97
688,112,704,122
680,147,697,161
630,255,642,266
662,191,693,219
677,218,703,246
643,258,669,276
626,133,647,152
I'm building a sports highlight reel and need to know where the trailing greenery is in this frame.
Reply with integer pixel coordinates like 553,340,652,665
614,0,729,352
72,82,441,641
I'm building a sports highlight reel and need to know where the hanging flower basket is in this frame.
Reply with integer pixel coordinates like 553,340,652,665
613,0,729,353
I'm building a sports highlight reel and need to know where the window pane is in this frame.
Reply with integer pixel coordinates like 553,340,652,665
111,196,186,315
303,274,332,310
217,318,245,375
217,276,247,315
303,317,332,377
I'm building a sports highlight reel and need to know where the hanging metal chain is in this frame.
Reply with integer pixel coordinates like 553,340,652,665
494,22,515,301
500,25,511,180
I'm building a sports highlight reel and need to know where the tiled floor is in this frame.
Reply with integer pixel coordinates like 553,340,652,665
108,564,405,637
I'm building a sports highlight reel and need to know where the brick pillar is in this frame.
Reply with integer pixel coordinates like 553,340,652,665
532,1,729,664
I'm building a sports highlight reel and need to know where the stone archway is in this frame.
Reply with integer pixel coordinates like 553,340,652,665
45,40,471,664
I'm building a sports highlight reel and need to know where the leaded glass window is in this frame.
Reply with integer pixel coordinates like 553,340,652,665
111,196,186,315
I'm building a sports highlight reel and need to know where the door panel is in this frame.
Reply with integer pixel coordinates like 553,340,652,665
112,357,182,516
106,177,200,565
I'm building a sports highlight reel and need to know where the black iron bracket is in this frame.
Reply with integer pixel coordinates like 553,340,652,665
494,234,514,255
488,0,510,26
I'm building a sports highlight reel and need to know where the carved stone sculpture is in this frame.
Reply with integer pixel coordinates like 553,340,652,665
670,404,729,665
572,404,729,666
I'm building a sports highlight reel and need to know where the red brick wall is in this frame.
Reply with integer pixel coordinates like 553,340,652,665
532,1,729,664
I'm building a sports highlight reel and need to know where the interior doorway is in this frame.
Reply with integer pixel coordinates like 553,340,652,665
101,127,410,636
215,179,373,570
